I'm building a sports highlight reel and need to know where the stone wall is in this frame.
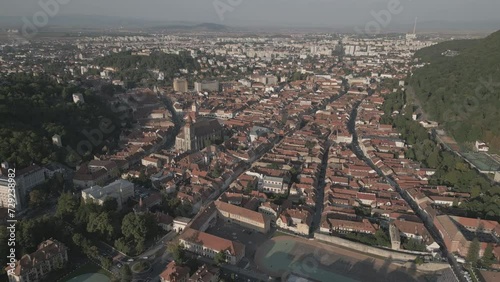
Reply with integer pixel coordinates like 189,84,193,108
314,232,425,261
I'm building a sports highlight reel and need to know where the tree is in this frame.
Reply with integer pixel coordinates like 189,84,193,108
120,264,132,282
56,192,79,221
267,163,280,170
214,250,227,266
466,237,480,266
121,213,158,242
168,242,186,264
100,256,113,270
87,212,115,238
114,237,131,255
414,256,424,265
29,189,47,208
374,229,390,247
72,233,84,247
480,244,496,268
403,238,427,252
103,198,118,212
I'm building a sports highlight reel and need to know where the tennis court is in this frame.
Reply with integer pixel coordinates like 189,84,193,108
66,273,110,282
462,152,500,172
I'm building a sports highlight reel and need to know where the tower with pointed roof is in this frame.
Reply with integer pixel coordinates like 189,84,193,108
184,116,194,151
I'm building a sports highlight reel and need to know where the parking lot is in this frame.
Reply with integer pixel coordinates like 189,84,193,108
205,219,273,268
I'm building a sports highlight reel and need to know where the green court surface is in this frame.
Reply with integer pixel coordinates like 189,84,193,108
62,262,111,282
256,237,358,282
66,273,110,282
462,152,500,172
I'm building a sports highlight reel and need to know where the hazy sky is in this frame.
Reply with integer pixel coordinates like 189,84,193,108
2,0,500,28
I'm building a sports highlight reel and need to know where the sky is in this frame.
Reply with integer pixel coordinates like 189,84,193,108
1,0,500,29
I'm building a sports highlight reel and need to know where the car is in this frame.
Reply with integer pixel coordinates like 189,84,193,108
141,256,148,260
127,258,134,262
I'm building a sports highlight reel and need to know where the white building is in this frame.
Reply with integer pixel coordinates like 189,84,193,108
262,176,287,194
72,93,84,104
81,179,134,209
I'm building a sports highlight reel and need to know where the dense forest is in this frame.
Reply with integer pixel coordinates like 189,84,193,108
94,51,199,85
410,30,500,151
382,92,500,221
0,73,122,168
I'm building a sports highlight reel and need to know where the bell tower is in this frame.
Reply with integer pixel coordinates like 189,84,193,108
184,116,194,150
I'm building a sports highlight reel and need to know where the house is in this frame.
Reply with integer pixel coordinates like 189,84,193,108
160,261,190,282
179,228,245,265
215,201,270,233
73,160,119,188
394,219,430,241
475,141,490,152
155,212,174,231
188,265,219,282
276,207,313,235
142,155,161,168
6,239,68,282
173,217,191,233
327,218,377,234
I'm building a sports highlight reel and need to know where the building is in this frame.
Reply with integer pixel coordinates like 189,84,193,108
173,217,191,233
160,261,190,282
262,176,287,194
194,80,219,92
215,201,270,233
179,228,245,265
73,160,119,188
0,164,46,211
475,141,490,152
81,179,134,210
174,78,189,92
175,117,224,152
52,134,62,147
276,207,313,235
72,93,84,104
6,239,68,282
188,265,219,282
0,175,20,211
326,218,377,234
389,224,401,250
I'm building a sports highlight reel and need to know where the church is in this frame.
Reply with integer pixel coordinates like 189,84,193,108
175,102,224,152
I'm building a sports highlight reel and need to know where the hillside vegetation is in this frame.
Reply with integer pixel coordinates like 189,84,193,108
410,30,500,151
0,73,122,167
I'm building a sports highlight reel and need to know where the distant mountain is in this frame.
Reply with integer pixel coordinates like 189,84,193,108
150,22,228,32
0,14,229,32
410,30,500,151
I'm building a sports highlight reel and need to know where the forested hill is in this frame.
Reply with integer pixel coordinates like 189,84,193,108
94,51,199,84
0,74,122,168
410,30,500,151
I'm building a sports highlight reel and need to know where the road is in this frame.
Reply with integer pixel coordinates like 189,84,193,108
347,94,465,282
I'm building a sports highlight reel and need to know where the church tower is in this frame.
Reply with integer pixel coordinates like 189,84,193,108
184,116,194,151
191,100,198,116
